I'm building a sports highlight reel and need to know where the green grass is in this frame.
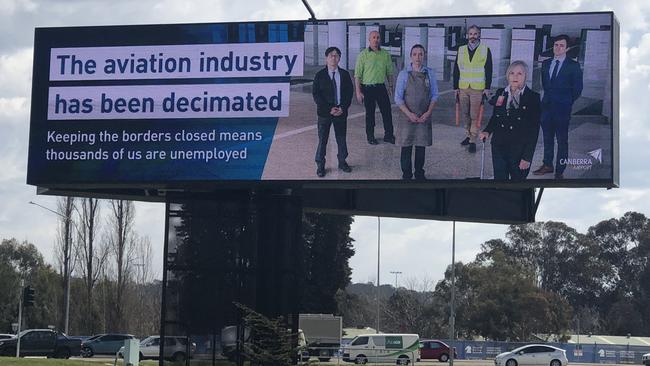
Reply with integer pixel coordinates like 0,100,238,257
0,357,162,366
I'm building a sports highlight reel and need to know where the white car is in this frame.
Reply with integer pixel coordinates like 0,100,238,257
495,344,568,366
118,335,196,362
642,352,650,366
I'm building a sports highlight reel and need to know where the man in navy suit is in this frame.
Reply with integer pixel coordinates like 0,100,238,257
533,34,583,179
312,46,354,177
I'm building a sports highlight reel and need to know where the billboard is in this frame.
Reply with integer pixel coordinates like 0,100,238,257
27,12,619,189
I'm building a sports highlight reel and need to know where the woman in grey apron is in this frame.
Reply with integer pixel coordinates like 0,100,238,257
394,44,439,180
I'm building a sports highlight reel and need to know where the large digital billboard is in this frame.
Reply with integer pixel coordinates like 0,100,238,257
27,12,619,189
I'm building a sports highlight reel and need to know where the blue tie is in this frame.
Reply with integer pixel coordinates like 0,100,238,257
551,60,560,81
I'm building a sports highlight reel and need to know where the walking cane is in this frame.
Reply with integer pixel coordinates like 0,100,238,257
480,137,486,179
476,93,487,129
455,92,460,126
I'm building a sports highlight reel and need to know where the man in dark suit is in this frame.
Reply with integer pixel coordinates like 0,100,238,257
533,34,583,179
312,46,354,177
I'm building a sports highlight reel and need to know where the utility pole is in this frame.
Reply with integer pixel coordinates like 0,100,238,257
16,279,24,357
449,221,456,366
390,271,402,289
29,200,76,334
376,217,381,334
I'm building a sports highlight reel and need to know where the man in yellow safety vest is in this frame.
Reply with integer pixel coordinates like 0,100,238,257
454,25,493,153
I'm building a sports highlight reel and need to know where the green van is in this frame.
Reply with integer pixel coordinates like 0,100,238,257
342,333,420,365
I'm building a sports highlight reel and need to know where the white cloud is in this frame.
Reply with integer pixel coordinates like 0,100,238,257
0,48,33,98
0,97,29,120
0,0,37,16
1,0,650,285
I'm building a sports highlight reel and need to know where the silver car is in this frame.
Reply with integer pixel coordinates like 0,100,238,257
119,335,196,362
495,344,568,366
642,352,650,366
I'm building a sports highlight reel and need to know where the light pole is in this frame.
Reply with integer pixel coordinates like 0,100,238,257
390,271,402,289
376,217,381,334
29,200,79,335
449,221,456,366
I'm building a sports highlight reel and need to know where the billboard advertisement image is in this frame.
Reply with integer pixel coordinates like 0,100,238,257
27,12,618,188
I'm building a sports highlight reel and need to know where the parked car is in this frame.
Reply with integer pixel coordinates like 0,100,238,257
118,335,196,362
0,334,15,340
81,333,135,357
0,329,81,358
495,344,568,366
342,333,420,365
420,339,457,362
642,352,650,366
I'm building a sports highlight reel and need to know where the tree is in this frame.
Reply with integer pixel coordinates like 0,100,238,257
586,212,650,334
335,289,376,329
54,196,76,333
301,213,355,314
75,198,107,335
383,288,433,336
104,200,136,332
475,251,571,341
0,238,61,332
235,302,297,366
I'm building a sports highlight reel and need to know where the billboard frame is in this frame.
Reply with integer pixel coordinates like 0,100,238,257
27,11,620,194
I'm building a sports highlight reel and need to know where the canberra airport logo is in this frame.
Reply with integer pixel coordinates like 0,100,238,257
561,148,603,170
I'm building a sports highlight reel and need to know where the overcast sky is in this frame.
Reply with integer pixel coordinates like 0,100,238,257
1,0,649,287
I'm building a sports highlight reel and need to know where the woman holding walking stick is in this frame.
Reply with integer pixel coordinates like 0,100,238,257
479,60,540,181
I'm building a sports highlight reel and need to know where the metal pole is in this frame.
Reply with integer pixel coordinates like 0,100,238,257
449,221,456,366
16,279,23,357
300,0,317,20
390,271,402,289
376,217,380,334
29,200,74,334
63,210,71,335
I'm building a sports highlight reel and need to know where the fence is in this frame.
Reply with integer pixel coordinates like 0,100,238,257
446,339,650,364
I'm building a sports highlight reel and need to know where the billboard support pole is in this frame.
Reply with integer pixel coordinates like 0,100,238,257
533,188,545,215
301,0,317,21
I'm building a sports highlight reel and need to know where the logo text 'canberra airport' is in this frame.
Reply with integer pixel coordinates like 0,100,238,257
561,148,603,170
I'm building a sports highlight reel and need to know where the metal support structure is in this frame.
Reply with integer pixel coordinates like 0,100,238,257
449,221,456,366
16,279,24,357
533,188,544,215
376,217,381,334
301,0,317,21
29,200,74,334
390,271,402,289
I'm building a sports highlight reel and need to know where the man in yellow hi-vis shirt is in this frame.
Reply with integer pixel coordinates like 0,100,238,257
454,25,493,153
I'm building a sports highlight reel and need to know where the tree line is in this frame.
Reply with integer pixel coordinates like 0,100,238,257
335,212,650,341
0,197,159,337
5,207,648,343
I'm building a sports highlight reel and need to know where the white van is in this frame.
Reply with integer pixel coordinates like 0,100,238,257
342,333,420,365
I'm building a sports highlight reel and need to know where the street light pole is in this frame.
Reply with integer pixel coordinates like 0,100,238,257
390,271,402,289
376,217,381,334
449,221,456,366
29,200,76,335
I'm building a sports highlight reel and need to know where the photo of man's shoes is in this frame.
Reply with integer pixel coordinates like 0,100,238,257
316,164,325,177
383,135,395,144
460,137,470,146
533,165,554,175
468,143,477,153
414,172,426,181
554,173,564,179
338,161,352,173
368,137,378,145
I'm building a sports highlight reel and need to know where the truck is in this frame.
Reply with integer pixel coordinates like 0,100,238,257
0,329,82,358
299,313,342,362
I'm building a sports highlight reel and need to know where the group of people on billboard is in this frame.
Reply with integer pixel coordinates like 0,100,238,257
312,25,584,181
